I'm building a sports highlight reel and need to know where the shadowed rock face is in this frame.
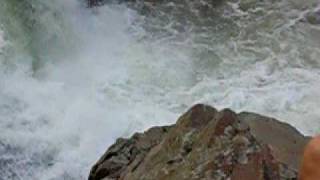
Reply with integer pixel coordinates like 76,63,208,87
89,104,309,180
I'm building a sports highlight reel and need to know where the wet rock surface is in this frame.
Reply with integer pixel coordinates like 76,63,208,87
305,10,320,25
89,104,309,180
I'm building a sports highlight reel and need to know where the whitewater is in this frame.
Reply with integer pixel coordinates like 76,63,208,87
0,0,320,179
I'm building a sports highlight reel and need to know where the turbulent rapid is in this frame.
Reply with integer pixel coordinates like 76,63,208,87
0,0,319,179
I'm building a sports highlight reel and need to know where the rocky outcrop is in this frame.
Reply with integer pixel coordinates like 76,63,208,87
89,104,309,180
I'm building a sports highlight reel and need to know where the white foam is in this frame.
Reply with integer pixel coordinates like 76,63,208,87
0,2,187,179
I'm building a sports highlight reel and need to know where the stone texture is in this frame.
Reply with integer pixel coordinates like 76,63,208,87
89,104,309,180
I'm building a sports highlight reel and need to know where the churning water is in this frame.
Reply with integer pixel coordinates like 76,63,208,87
0,0,320,179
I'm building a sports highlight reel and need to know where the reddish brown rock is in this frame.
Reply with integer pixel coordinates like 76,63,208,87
89,104,309,180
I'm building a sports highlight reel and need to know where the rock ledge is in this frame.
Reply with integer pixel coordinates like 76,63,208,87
89,104,309,180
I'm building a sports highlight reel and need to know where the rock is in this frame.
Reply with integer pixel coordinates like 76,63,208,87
305,10,320,25
88,0,101,7
89,126,172,180
89,104,309,180
239,0,257,11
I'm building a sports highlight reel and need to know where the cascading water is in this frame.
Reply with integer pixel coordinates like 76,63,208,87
0,0,319,179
